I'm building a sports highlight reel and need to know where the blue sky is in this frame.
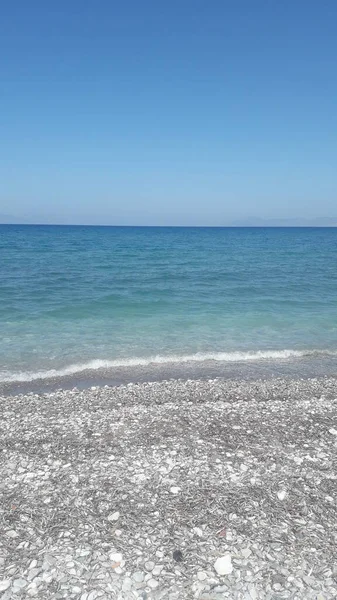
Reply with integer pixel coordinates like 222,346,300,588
1,1,337,225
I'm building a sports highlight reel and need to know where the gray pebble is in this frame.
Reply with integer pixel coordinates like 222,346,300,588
0,581,11,592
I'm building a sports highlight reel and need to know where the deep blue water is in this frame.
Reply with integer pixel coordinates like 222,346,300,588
0,225,337,386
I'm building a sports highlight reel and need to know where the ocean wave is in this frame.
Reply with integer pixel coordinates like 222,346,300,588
1,349,336,383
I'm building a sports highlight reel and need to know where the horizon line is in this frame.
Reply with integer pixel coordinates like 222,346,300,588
1,222,337,229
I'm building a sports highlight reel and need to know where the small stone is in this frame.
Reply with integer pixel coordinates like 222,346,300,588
13,578,27,589
6,530,19,538
72,587,82,594
156,550,164,558
173,550,183,562
28,560,37,570
240,464,248,472
122,578,133,592
133,572,144,583
248,584,258,600
197,571,207,581
328,428,337,436
145,561,155,571
27,568,41,581
0,581,11,592
193,527,203,537
110,552,123,563
242,548,252,558
302,575,315,586
78,549,91,557
214,554,233,575
277,490,287,501
108,511,120,522
170,486,181,494
148,578,159,589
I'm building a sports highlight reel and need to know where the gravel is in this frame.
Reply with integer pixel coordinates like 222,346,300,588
1,376,337,599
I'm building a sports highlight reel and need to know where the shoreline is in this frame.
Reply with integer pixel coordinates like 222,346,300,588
1,353,337,397
1,377,337,598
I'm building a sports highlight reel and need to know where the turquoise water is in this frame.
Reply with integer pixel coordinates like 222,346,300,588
0,225,337,386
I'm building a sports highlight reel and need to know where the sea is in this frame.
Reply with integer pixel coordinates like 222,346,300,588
1,225,337,394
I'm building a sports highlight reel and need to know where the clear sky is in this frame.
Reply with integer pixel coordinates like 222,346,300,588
1,1,337,225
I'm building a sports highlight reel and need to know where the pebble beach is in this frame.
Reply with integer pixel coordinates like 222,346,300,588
1,377,337,599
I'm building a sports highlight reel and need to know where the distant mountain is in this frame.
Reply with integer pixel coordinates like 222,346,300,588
231,217,337,227
1,214,337,227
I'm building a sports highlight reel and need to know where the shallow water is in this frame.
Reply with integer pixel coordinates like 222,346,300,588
1,225,337,389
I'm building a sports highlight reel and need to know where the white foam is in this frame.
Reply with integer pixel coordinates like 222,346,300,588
0,348,335,383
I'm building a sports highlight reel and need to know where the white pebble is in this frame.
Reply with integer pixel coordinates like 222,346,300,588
109,552,123,563
248,584,258,600
329,428,337,436
6,530,19,538
170,486,181,494
13,578,27,589
277,490,287,501
108,511,120,521
148,578,159,589
197,571,207,581
122,578,132,592
0,581,11,592
214,554,233,575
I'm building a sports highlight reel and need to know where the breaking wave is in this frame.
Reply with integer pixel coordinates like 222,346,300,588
1,348,336,383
